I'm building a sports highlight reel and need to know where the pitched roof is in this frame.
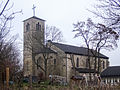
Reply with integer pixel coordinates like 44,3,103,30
52,42,108,59
23,16,45,22
101,66,120,77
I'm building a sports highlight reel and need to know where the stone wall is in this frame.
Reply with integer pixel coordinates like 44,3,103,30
66,54,109,82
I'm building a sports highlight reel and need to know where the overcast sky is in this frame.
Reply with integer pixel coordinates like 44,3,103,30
7,0,120,66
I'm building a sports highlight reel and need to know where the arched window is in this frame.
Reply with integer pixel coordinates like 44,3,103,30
37,57,41,69
76,57,79,67
86,58,89,68
26,23,30,31
36,22,41,31
103,61,105,69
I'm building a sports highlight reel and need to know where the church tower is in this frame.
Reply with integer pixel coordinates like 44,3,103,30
23,16,45,76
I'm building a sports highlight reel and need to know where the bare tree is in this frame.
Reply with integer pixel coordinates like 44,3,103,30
73,18,94,80
45,25,63,43
90,23,119,72
0,37,21,86
91,0,120,34
0,0,22,87
0,0,22,40
73,18,119,74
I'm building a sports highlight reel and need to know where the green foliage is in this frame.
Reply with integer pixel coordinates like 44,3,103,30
23,82,29,86
40,80,50,86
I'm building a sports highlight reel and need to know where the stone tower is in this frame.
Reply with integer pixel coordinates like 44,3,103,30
23,16,45,76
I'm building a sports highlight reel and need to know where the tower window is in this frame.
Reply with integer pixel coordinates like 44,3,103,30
26,23,30,31
36,22,41,31
76,57,79,67
54,59,56,65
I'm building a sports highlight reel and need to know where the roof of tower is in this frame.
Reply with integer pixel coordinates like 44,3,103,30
23,16,45,22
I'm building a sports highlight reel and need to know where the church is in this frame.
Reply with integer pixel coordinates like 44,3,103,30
23,16,109,83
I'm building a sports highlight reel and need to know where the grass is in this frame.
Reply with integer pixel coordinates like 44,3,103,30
4,81,120,90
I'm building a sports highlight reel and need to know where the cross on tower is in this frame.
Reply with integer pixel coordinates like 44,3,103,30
32,4,36,16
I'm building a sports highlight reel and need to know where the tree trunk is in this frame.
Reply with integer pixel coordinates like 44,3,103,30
0,72,3,88
97,50,100,73
94,56,97,73
29,74,32,90
44,59,47,80
88,48,91,81
93,50,98,74
70,54,76,76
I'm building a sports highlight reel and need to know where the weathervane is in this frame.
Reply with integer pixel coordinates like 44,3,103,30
32,4,36,16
